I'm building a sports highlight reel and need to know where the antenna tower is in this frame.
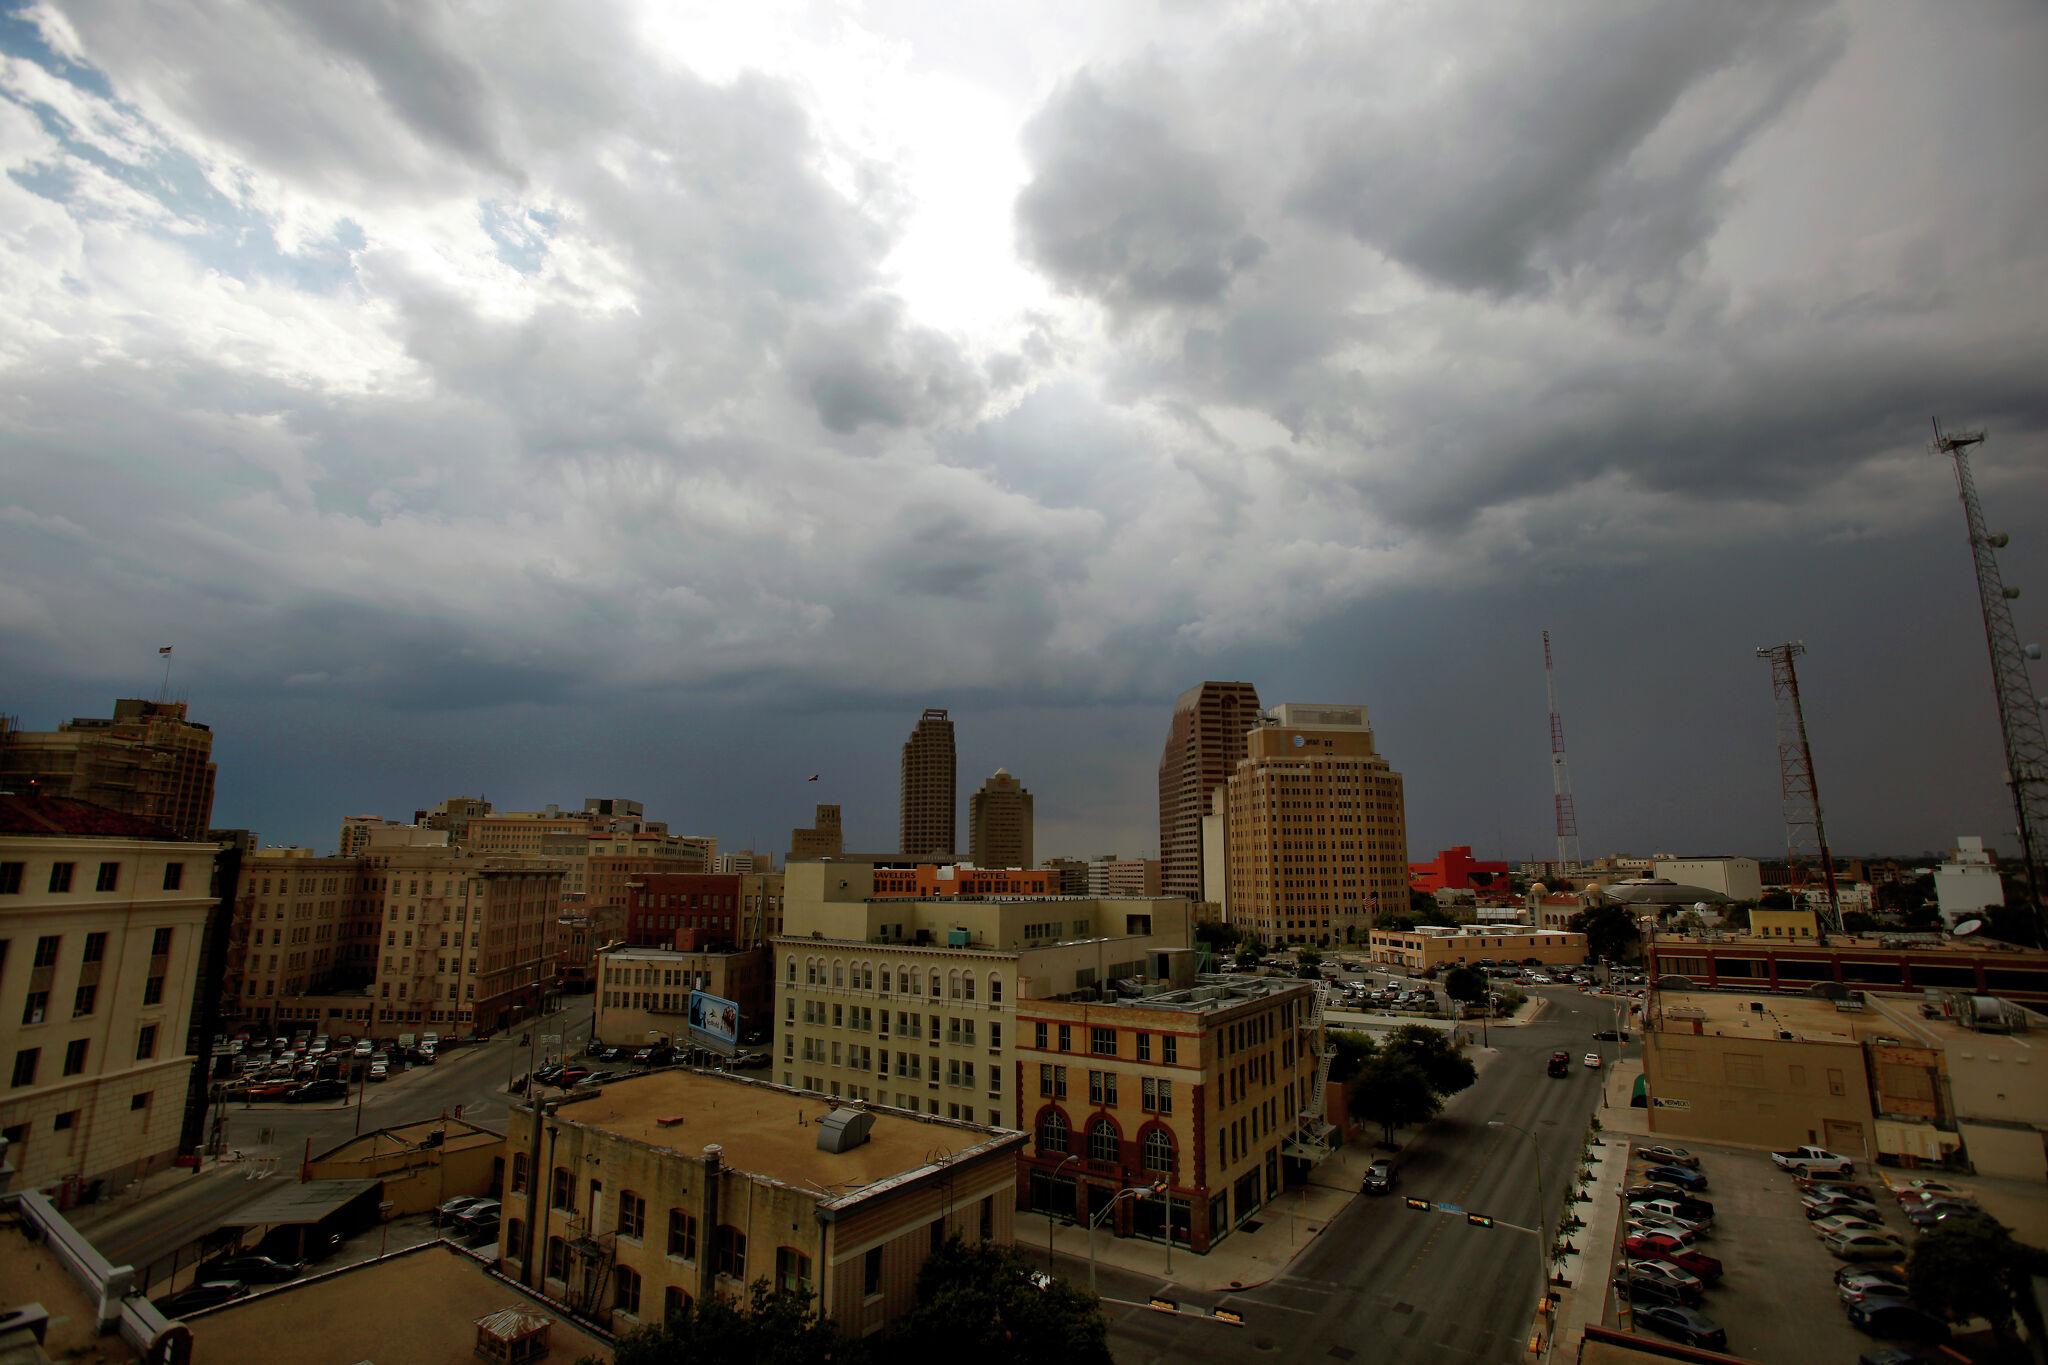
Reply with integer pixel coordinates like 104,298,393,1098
1756,642,1842,933
1544,631,1581,871
1932,421,2047,940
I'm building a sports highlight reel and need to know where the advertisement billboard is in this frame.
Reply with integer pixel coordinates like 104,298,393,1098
689,990,740,1052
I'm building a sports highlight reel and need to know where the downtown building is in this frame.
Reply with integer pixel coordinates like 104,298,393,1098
967,768,1033,870
900,709,956,857
1157,682,1263,902
0,699,217,842
222,848,381,1032
1225,703,1410,946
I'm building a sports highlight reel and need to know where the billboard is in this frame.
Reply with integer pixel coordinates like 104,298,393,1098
689,990,740,1052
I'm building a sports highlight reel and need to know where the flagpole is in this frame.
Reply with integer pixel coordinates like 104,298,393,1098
159,647,174,702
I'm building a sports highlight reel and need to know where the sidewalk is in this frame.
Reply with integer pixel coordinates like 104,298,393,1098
1542,1120,1629,1356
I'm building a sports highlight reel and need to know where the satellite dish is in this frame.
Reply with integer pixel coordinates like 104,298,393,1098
1953,919,1983,937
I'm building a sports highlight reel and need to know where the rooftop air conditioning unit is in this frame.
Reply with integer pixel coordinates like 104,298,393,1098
817,1108,875,1154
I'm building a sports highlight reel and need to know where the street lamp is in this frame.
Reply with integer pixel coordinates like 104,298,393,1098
1487,1120,1550,1353
1045,1154,1082,1268
1088,1182,1166,1294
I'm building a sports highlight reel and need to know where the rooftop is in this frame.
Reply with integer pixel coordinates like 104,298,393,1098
1036,974,1312,1015
182,1239,613,1365
0,1211,136,1364
1653,931,2048,958
553,1071,1020,1202
0,793,185,842
1378,925,1579,939
313,1117,503,1164
1654,990,1886,1044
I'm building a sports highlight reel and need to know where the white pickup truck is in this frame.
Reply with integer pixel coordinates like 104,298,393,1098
1772,1145,1854,1175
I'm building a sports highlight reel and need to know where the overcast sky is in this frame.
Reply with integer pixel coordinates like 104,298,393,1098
2,0,2044,867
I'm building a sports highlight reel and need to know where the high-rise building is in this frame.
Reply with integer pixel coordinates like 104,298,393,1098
968,769,1033,869
790,804,843,861
899,709,956,857
225,848,380,1028
1041,857,1091,895
0,699,217,841
1225,702,1409,946
1157,682,1262,901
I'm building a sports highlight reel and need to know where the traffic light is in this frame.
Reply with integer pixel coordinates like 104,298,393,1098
1405,1197,1431,1211
1466,1213,1494,1228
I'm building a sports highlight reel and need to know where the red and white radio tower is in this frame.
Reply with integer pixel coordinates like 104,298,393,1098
1757,641,1843,933
1544,631,1581,871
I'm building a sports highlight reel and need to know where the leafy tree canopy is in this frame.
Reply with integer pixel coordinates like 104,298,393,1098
1384,1024,1476,1098
1758,890,1796,910
1296,948,1324,976
605,1282,855,1365
892,1237,1112,1365
1327,1029,1377,1085
1907,1217,2048,1357
1195,920,1243,951
1348,1056,1441,1144
1568,904,1640,962
1442,966,1487,1004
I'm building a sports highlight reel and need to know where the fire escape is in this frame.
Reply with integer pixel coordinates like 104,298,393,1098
1285,978,1336,1163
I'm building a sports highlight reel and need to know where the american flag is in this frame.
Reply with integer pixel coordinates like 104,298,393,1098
159,646,173,657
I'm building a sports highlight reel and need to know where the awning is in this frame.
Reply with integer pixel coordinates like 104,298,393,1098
222,1178,380,1226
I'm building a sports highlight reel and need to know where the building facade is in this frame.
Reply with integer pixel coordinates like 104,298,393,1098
1409,846,1512,895
870,863,1054,898
1644,932,2048,1006
1369,925,1586,971
0,700,217,841
900,710,957,858
790,804,844,862
592,945,772,1050
967,769,1033,871
1015,976,1316,1253
1225,703,1410,946
1157,681,1262,902
500,1071,1025,1336
224,849,380,1029
1934,837,2004,927
1651,856,1764,902
1091,858,1162,897
0,796,218,1195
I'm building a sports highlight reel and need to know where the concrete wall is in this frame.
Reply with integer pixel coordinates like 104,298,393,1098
1957,1121,2047,1183
1642,1028,1874,1155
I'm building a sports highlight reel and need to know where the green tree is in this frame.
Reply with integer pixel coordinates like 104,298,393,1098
1233,932,1267,970
1759,890,1796,910
1195,920,1243,952
1907,1219,2048,1364
1567,904,1641,962
1442,966,1486,1007
1384,1024,1476,1098
1377,911,1422,934
1296,948,1324,977
891,1237,1113,1365
1348,1055,1441,1145
604,1282,857,1365
1840,911,1878,935
1327,1030,1377,1085
1409,889,1435,914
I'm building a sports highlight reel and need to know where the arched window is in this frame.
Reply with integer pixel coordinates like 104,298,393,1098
1037,1109,1069,1155
962,974,976,1001
1143,1128,1174,1175
806,958,818,986
907,968,921,997
786,955,797,982
929,971,942,998
989,974,1003,1004
833,960,845,987
948,970,960,999
860,962,873,989
1089,1120,1119,1164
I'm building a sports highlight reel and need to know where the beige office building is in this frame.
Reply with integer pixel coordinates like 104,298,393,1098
967,769,1033,871
0,795,217,1195
900,709,957,858
771,862,1193,1123
0,699,218,842
790,804,844,861
1225,703,1409,946
225,849,380,1030
1158,681,1263,902
1369,925,1586,971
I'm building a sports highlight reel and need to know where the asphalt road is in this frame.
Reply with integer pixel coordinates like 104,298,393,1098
74,995,597,1284
1083,987,1621,1365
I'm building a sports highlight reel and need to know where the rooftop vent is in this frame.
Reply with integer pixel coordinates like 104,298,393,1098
816,1108,875,1154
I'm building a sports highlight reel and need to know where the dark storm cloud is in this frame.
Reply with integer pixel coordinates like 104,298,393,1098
1016,71,1266,314
785,299,985,435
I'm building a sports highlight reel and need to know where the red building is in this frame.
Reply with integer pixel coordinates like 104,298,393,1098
626,873,740,948
1409,846,1512,894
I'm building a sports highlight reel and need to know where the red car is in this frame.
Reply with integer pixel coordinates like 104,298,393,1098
1625,1235,1723,1284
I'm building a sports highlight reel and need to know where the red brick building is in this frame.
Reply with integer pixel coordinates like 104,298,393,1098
625,873,740,948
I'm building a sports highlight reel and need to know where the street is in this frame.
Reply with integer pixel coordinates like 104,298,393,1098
1082,987,1618,1365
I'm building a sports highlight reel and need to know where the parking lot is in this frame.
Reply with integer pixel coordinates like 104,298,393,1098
1615,1140,1910,1364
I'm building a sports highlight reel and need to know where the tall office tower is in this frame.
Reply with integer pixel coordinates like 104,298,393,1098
968,769,1034,869
1157,681,1263,900
0,700,217,841
1225,703,1408,947
900,709,956,857
790,804,844,861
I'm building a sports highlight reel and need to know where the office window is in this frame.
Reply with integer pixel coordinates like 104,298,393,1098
21,992,48,1026
618,1191,645,1239
1136,1033,1151,1062
72,984,96,1017
63,1039,87,1075
54,1110,77,1131
0,861,21,894
131,1091,151,1111
143,976,164,1006
989,974,1003,1004
82,932,107,963
1034,1021,1047,1050
664,1286,689,1321
1143,1128,1175,1174
1090,1027,1116,1056
510,1152,528,1193
95,861,120,892
546,1235,570,1280
668,1209,698,1260
1057,1025,1071,1052
1089,1120,1119,1163
614,1264,641,1315
1162,1036,1178,1065
714,1225,747,1280
989,1022,1002,1050
162,863,184,891
32,936,60,968
551,1167,574,1211
775,1247,811,1293
152,927,173,956
48,863,75,894
11,1049,39,1087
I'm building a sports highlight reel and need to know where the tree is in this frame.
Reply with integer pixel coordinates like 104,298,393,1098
1377,911,1421,934
1442,966,1486,1007
1384,1024,1476,1098
1409,889,1435,914
604,1281,857,1365
1348,1056,1441,1145
1233,932,1267,970
1759,890,1796,910
1327,1029,1377,1085
1296,948,1324,977
1840,911,1878,935
891,1237,1112,1365
1195,920,1242,952
1568,904,1640,962
1907,1218,2048,1365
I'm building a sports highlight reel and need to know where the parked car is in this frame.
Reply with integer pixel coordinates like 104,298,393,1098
1798,1174,1876,1201
643,1045,677,1066
1626,1221,1698,1249
730,1050,772,1070
1362,1160,1397,1195
1828,1230,1908,1262
353,1039,373,1057
1846,1298,1950,1342
197,1254,302,1284
155,1281,249,1316
1630,1243,1722,1284
1622,1260,1704,1300
1636,1145,1697,1168
1629,1210,1707,1239
1805,1195,1884,1221
1612,1270,1701,1309
1838,1272,1913,1306
456,1199,502,1237
367,1061,389,1083
1642,1164,1707,1192
1891,1179,1973,1204
1813,1215,1891,1241
1626,1187,1715,1221
1773,1145,1854,1175
1632,1197,1714,1231
1632,1305,1727,1350
286,1079,349,1104
436,1196,490,1227
1836,1263,1908,1292
556,1066,591,1086
1906,1202,1995,1232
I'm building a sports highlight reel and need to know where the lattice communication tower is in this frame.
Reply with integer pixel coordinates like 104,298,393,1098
1544,631,1581,871
1933,421,2047,939
1756,642,1842,933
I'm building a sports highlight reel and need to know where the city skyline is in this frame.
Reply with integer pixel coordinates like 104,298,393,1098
0,3,2042,870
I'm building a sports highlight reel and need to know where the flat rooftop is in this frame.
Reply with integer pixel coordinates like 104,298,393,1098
1654,931,2048,959
1045,975,1311,1015
1655,990,1888,1044
0,1216,136,1364
556,1071,1017,1199
314,1116,502,1164
182,1240,612,1365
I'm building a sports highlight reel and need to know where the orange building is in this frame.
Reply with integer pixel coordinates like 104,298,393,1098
869,863,1054,897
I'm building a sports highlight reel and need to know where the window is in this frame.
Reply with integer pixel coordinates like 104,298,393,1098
1089,1121,1119,1163
82,932,106,963
1057,1025,1071,1052
72,985,96,1017
136,1025,157,1060
1037,1109,1069,1154
21,992,48,1026
505,1218,527,1260
54,1110,77,1131
32,936,60,968
151,927,173,957
130,1091,150,1111
510,1152,529,1193
143,976,164,1006
1088,1070,1117,1106
776,1247,811,1293
95,861,120,892
1090,1027,1116,1056
614,1264,641,1316
63,1039,88,1076
0,862,21,894
1162,1035,1178,1065
618,1191,645,1239
989,974,1003,1004
551,1167,574,1210
546,1235,570,1280
664,1286,690,1321
668,1209,698,1260
48,863,75,894
715,1225,747,1280
1136,1033,1151,1062
1034,1021,1047,1050
989,1022,1002,1050
162,863,184,891
1143,1128,1175,1175
864,1246,883,1297
1142,1076,1173,1114
10,1049,38,1088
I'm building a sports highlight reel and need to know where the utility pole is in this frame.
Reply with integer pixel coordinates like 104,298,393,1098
1756,643,1842,933
1543,632,1582,872
1933,422,2048,943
